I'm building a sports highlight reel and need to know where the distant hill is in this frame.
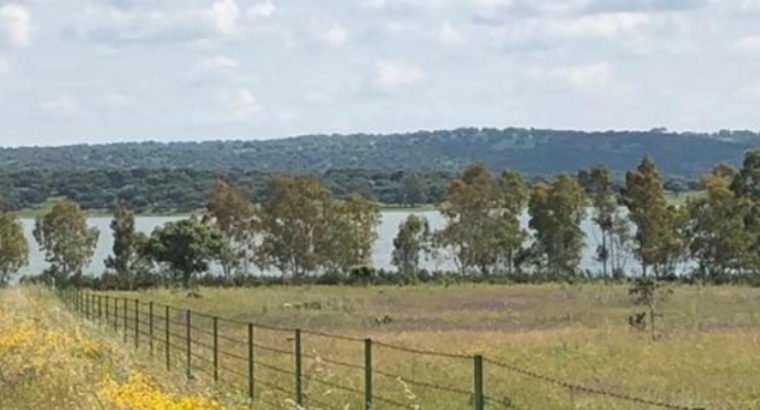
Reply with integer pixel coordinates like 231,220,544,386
0,127,757,213
1,127,757,177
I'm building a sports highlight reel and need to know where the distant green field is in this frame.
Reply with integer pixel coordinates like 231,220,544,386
103,283,758,409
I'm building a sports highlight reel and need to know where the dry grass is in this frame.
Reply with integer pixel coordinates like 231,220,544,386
96,284,760,409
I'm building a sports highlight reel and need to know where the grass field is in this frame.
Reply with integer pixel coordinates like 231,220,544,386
0,286,248,410
94,284,760,409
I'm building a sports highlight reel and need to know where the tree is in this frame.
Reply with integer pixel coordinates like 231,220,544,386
104,205,150,289
0,209,29,285
578,166,629,277
144,217,225,288
392,214,431,276
33,200,99,287
629,277,671,341
496,171,529,275
401,173,427,207
623,157,684,278
730,150,760,275
436,164,508,275
257,176,333,278
687,166,753,283
528,175,586,278
318,193,381,274
205,180,257,278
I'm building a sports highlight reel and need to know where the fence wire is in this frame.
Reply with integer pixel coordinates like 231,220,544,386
58,289,706,410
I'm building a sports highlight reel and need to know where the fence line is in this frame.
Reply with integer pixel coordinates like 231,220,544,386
56,288,705,410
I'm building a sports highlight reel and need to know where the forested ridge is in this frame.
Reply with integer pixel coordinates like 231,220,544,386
0,127,756,212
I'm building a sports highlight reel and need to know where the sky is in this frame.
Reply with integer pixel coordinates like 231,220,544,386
1,0,760,147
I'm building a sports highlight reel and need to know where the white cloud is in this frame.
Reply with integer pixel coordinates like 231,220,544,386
212,0,239,34
737,85,760,100
562,12,651,39
438,22,464,46
228,88,259,119
248,1,275,18
39,97,83,120
532,62,613,90
0,57,10,74
0,4,30,48
374,60,425,90
735,35,760,51
320,22,347,47
200,55,239,71
472,0,511,8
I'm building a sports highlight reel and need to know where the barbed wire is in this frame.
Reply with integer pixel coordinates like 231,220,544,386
485,358,703,410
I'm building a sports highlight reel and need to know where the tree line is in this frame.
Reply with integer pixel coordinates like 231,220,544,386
4,150,760,288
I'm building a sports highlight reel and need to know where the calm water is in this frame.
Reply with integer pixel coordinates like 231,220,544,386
20,210,637,277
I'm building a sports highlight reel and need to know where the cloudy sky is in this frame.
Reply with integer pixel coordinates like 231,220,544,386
0,0,759,146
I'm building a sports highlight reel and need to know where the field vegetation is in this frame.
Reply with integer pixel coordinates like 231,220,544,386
0,286,245,409
100,283,760,409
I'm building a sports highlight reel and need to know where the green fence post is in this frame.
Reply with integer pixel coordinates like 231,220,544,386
149,302,154,356
295,329,302,407
474,355,484,410
85,293,90,319
186,310,191,379
98,295,102,320
134,299,139,349
114,297,119,332
213,317,219,383
165,306,171,371
248,323,254,401
105,295,109,322
365,338,373,410
123,298,128,343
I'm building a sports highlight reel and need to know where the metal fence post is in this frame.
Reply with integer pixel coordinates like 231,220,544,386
134,299,139,349
248,323,254,401
365,338,373,410
213,317,219,383
186,310,191,379
295,329,302,407
98,295,102,320
149,302,154,356
474,355,484,410
105,295,109,322
114,297,119,332
165,306,170,371
123,298,128,343
85,293,90,319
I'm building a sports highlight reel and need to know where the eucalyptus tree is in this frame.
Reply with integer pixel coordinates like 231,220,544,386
33,200,99,287
528,175,586,278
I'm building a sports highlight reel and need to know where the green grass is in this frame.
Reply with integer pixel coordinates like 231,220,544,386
97,283,760,409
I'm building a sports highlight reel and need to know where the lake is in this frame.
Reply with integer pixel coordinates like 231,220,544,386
19,210,638,277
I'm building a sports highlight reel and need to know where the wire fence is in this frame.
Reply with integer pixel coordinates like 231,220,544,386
57,288,706,410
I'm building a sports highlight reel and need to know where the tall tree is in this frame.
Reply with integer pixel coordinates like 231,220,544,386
257,175,333,278
623,157,684,278
205,180,257,278
436,163,505,275
0,208,29,285
401,173,427,207
33,200,99,286
144,217,225,288
318,193,381,274
392,214,431,276
730,150,760,275
687,166,752,282
528,175,586,278
496,171,529,275
578,165,629,277
104,205,150,289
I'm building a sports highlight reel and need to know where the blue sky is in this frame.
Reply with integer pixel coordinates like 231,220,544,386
1,0,760,146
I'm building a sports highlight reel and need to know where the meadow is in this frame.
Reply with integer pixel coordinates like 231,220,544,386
95,283,760,410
